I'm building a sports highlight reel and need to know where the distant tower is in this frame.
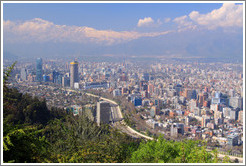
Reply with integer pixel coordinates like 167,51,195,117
36,58,43,82
20,68,27,81
143,73,149,81
70,60,79,88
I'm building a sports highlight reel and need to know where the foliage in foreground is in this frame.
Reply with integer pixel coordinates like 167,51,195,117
130,136,220,163
3,64,139,163
3,63,230,163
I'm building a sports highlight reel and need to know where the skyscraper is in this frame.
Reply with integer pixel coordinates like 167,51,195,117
70,60,79,88
96,101,111,126
36,58,43,82
62,76,70,87
52,70,60,83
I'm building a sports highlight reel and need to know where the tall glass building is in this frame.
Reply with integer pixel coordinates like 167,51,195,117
36,58,43,82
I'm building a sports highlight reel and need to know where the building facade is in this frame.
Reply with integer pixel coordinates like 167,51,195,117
70,61,79,88
36,58,43,82
96,101,111,126
170,123,184,137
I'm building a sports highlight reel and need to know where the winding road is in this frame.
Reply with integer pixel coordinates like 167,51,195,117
84,91,243,163
85,92,153,140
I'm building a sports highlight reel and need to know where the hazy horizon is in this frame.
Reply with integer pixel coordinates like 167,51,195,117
3,2,244,63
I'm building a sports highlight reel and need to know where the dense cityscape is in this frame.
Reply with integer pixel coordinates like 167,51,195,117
3,2,244,164
6,57,244,157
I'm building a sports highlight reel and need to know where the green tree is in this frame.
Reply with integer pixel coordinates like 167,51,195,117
130,136,215,163
131,136,179,163
222,155,231,163
212,148,219,163
3,127,49,163
3,61,16,85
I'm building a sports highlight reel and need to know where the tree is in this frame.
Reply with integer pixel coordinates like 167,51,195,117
222,155,231,163
130,136,215,163
212,148,219,163
3,62,16,85
3,127,49,163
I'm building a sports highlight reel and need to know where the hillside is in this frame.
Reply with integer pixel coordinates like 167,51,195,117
2,64,231,163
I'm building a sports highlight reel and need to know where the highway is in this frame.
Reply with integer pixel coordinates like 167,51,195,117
85,92,153,140
216,154,243,163
206,149,244,163
84,92,244,163
110,105,123,123
47,88,243,163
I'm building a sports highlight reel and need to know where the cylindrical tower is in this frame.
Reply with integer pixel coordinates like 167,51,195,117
70,61,79,88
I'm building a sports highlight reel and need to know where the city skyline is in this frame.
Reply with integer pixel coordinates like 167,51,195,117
2,1,245,164
4,57,244,163
2,2,244,62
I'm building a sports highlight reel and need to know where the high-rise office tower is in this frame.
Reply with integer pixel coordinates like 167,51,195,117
52,70,60,83
36,58,43,82
70,60,79,88
62,76,70,87
96,101,111,126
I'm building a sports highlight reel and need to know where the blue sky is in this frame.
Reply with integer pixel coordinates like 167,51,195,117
2,2,244,61
3,3,224,31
